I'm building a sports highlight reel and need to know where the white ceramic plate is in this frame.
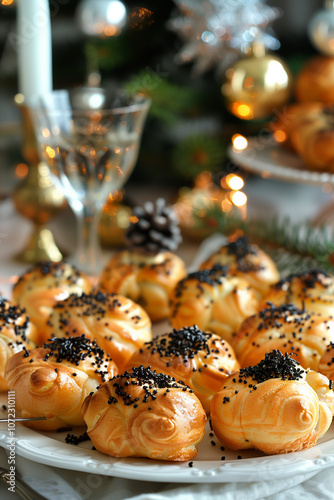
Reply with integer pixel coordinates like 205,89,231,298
228,136,334,186
1,408,334,483
2,244,334,483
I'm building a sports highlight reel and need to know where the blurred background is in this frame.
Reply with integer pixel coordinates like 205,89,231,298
0,0,325,191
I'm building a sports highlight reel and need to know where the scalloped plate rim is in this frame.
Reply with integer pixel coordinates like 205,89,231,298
1,426,334,483
227,136,334,186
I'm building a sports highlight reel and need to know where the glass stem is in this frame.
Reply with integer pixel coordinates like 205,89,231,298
73,201,102,276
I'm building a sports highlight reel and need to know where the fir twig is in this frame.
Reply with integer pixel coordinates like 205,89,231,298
189,205,334,275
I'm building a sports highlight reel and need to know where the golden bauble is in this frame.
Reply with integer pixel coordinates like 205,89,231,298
221,46,292,120
99,199,132,247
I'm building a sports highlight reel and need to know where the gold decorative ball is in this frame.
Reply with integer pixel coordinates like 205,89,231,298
221,48,292,120
99,199,132,247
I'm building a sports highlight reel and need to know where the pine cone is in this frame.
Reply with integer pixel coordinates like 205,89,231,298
126,198,182,254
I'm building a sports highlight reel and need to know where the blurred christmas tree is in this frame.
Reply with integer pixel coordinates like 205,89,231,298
73,0,292,186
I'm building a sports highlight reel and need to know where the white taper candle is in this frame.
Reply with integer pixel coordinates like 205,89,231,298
17,0,53,101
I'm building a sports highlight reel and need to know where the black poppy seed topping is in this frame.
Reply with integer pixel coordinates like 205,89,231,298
174,265,230,299
43,334,110,381
0,298,29,341
65,432,90,445
275,269,331,291
50,292,136,334
258,302,310,330
15,260,83,287
226,236,257,260
239,350,305,384
143,325,212,361
109,365,190,407
53,291,121,316
224,236,263,273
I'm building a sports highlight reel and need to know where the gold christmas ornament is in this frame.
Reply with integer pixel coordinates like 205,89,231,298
99,192,132,247
221,42,292,120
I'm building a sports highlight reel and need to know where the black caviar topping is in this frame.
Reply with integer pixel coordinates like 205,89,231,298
0,297,29,342
43,334,110,382
275,269,331,291
239,350,305,384
142,325,212,361
108,365,190,407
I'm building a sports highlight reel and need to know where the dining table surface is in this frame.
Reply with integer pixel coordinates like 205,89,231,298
1,171,334,500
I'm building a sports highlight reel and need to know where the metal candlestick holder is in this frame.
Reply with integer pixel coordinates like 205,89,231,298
12,94,67,263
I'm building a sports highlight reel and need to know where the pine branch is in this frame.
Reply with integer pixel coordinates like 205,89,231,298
189,205,334,274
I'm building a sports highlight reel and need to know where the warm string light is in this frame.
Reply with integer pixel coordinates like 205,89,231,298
1,0,14,5
175,168,248,231
15,163,29,179
232,134,248,151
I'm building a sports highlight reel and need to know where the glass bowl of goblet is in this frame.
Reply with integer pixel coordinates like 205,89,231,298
29,87,151,275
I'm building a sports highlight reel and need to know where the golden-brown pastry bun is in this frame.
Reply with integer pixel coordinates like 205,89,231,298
295,56,334,104
125,325,240,413
318,342,334,383
199,235,280,298
210,350,334,454
270,102,323,151
233,303,334,370
291,107,334,172
169,264,259,343
45,291,152,372
13,261,92,343
261,269,334,316
82,365,206,461
0,298,37,391
99,250,187,322
5,335,118,430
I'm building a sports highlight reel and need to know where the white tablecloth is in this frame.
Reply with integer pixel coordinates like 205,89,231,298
1,451,334,500
1,178,334,500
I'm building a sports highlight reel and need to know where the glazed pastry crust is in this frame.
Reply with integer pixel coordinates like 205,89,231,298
295,56,334,104
319,343,334,384
210,360,334,454
99,250,187,322
233,303,334,370
13,261,92,343
82,367,207,461
271,102,323,151
0,298,37,391
125,326,240,413
260,269,334,317
45,291,152,372
5,337,118,430
200,236,280,298
169,265,259,344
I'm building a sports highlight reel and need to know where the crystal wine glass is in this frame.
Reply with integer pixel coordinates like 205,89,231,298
30,87,150,275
